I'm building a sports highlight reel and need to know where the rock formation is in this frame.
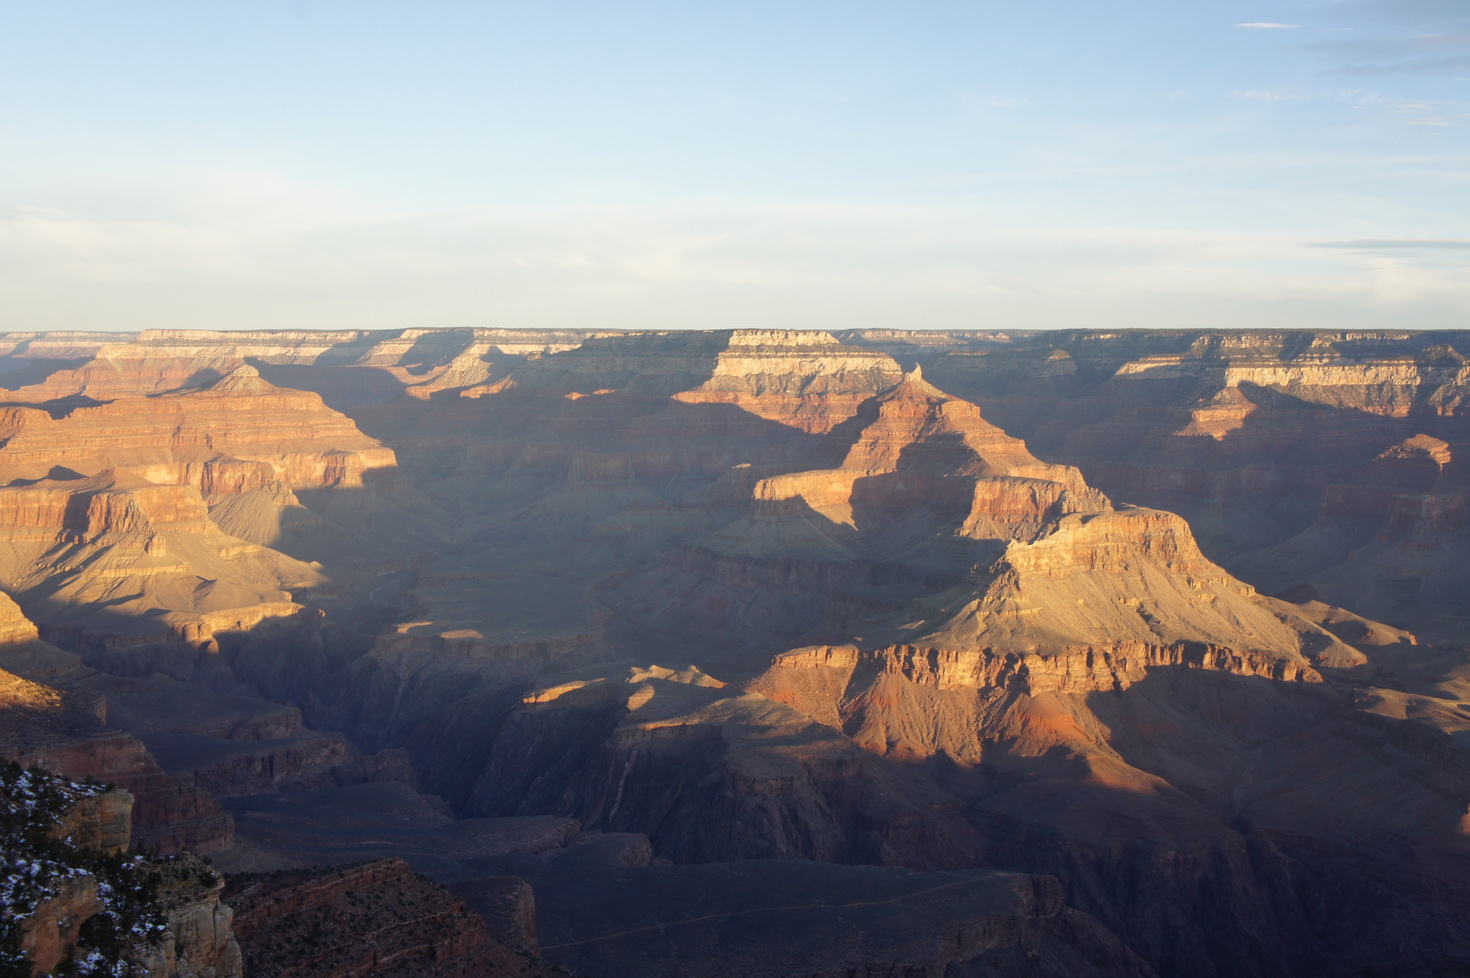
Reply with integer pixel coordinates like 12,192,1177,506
0,762,243,977
0,619,237,856
227,858,555,978
1,326,1470,977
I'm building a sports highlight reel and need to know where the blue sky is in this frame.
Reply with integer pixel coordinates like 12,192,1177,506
1,1,1467,332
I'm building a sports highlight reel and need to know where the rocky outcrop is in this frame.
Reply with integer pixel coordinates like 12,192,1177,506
1,763,243,978
0,327,601,404
914,329,1470,645
6,712,236,856
17,872,103,974
127,852,245,978
450,876,539,955
400,663,983,869
228,858,556,978
0,468,318,671
47,783,134,855
0,633,236,855
748,365,1105,533
0,365,396,489
404,349,501,399
610,368,1114,644
668,329,906,433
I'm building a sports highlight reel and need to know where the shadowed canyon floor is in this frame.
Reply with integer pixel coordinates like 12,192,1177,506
4,327,1470,976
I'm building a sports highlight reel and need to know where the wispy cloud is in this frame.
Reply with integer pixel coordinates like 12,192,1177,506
3,172,1470,333
1351,92,1461,126
1327,53,1470,76
1310,6,1470,75
1237,22,1302,30
1313,239,1470,250
1226,86,1462,126
957,94,1028,111
1230,88,1317,101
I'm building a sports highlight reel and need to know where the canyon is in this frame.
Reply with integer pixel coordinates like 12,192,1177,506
2,326,1469,977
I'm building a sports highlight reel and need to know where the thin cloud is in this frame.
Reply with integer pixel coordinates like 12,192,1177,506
1327,53,1470,76
1237,22,1302,30
6,173,1470,333
1309,6,1470,75
1230,88,1317,101
1313,239,1470,250
1328,0,1470,29
1226,87,1462,127
957,94,1028,111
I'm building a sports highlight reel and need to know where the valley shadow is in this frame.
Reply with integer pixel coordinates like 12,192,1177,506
925,357,1470,607
253,329,744,415
246,329,529,408
168,367,225,391
2,465,87,488
393,327,481,372
338,388,840,511
0,395,105,418
1052,664,1470,976
12,582,397,750
250,361,410,410
852,663,1470,977
0,356,92,389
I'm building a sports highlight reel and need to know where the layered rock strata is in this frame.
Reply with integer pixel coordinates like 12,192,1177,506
1,762,243,978
228,858,555,978
0,658,236,855
1,328,1470,977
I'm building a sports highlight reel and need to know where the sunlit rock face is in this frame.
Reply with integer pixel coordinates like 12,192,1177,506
1,327,1470,978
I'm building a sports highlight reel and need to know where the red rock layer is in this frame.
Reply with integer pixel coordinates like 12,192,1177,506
687,367,1105,574
0,468,315,657
0,365,395,490
14,727,235,855
0,610,236,855
229,858,555,978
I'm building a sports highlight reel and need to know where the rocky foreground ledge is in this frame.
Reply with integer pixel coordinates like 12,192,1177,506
0,762,239,977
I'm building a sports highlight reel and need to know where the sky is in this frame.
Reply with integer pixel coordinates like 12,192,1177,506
0,1,1467,333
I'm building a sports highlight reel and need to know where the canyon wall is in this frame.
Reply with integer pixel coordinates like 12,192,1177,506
1,327,1469,977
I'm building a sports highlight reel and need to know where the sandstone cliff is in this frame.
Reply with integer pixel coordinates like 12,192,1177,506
0,655,236,856
0,762,243,978
916,329,1470,646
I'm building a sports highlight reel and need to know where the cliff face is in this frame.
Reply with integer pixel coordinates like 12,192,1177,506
667,329,906,433
421,664,985,869
0,362,429,671
228,858,555,978
623,363,1337,669
0,468,317,671
0,658,236,856
916,329,1470,645
747,366,1108,543
0,763,243,978
0,365,395,486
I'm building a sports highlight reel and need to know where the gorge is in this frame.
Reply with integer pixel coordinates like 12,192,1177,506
3,326,1470,978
